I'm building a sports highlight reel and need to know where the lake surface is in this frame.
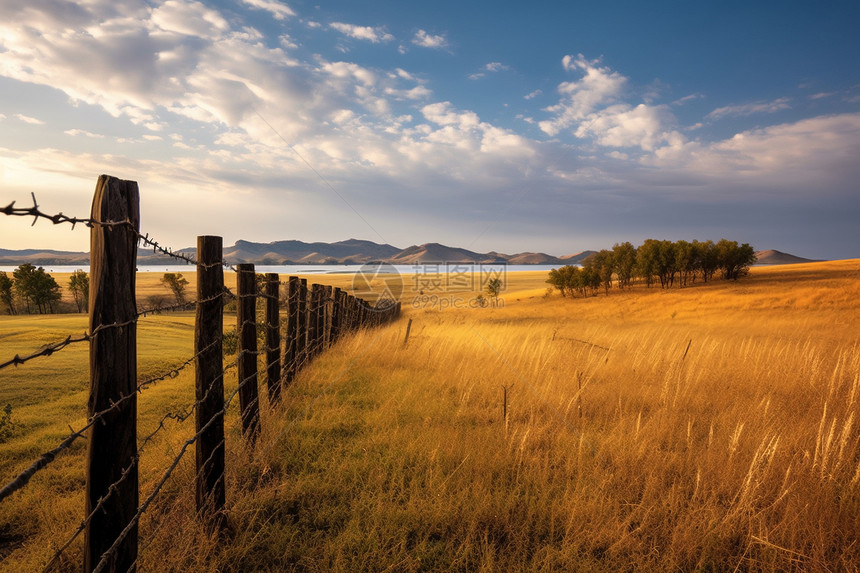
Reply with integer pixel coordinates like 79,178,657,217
0,264,564,275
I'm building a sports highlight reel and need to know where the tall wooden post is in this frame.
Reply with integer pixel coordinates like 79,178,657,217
297,278,308,370
323,285,333,350
195,236,225,528
237,264,260,444
308,284,320,360
85,175,139,573
282,276,299,387
265,273,281,404
331,287,342,344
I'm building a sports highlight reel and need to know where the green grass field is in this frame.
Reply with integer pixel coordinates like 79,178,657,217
2,260,860,571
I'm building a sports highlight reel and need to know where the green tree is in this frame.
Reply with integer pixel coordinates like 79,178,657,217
485,277,503,301
715,239,757,280
12,263,36,313
693,240,718,283
636,240,660,288
68,269,89,312
582,250,613,295
674,240,698,287
547,265,578,297
12,264,61,314
161,272,189,304
612,242,637,289
0,272,14,315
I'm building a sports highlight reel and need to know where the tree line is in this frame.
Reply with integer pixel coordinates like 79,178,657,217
547,239,756,298
0,265,89,315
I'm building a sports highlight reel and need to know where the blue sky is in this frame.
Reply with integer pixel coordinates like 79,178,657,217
1,0,859,259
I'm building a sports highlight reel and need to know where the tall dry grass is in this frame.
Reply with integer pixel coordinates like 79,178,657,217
2,260,859,571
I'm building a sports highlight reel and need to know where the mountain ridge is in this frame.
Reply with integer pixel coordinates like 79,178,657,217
0,241,828,267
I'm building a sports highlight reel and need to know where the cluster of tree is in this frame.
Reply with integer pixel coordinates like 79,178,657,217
0,265,89,315
547,239,756,297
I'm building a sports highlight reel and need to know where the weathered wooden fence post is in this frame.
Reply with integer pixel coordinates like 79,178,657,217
282,276,299,387
298,278,308,370
265,273,281,404
85,175,139,573
195,235,225,529
403,317,413,346
323,285,333,350
236,264,260,444
331,287,342,344
308,284,321,359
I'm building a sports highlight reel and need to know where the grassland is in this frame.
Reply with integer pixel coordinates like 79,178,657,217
1,260,859,571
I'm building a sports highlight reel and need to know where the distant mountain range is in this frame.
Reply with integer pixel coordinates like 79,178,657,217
0,241,820,267
0,240,596,266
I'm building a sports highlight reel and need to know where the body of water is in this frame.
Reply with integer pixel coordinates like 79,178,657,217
0,264,564,275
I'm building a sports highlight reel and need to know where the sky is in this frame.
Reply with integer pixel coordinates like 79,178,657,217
1,0,859,260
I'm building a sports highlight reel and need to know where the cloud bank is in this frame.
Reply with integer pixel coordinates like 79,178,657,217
0,1,857,259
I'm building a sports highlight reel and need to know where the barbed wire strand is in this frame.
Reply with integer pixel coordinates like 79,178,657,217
1,194,236,270
0,318,136,371
91,354,270,573
0,341,221,502
38,359,240,570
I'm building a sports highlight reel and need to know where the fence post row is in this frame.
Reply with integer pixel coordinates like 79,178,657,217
195,235,226,530
77,179,402,570
265,274,281,404
236,264,260,445
85,175,140,573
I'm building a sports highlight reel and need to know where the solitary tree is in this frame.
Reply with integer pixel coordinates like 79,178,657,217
68,269,89,312
486,277,503,301
161,272,189,304
0,272,15,315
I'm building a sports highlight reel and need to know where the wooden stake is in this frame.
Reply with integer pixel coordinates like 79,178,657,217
85,175,140,572
194,235,225,530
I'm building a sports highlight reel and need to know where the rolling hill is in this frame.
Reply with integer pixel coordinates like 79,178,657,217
0,242,825,268
753,249,820,265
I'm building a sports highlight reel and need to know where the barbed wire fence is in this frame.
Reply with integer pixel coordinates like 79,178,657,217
0,174,401,572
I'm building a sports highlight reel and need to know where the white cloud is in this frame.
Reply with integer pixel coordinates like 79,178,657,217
524,89,542,100
707,97,791,120
242,0,295,20
329,22,394,43
385,85,432,100
468,61,511,80
64,129,104,138
649,113,860,192
394,68,415,81
279,34,297,49
14,114,45,125
672,93,703,106
575,103,682,151
150,0,229,38
539,54,627,136
412,29,448,49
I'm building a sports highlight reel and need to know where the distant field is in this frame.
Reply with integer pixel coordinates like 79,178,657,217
1,260,859,571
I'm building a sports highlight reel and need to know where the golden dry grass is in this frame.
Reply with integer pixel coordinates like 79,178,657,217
1,260,859,572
